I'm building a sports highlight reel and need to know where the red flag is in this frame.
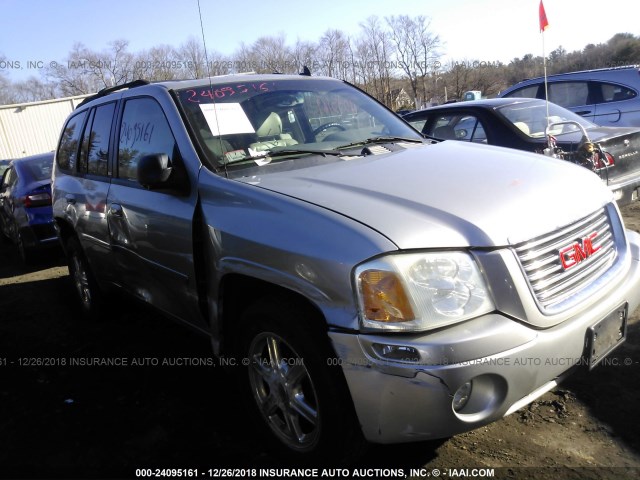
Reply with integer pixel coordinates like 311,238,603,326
539,0,549,32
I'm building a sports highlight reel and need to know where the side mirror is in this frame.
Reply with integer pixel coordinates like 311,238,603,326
137,153,172,189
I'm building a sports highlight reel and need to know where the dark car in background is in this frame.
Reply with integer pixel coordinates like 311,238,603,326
499,65,640,127
402,98,640,206
0,152,57,262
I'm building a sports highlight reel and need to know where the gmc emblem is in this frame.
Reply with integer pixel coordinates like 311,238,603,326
559,232,601,270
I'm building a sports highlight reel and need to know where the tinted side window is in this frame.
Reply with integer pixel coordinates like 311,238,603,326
78,109,95,174
427,115,458,140
2,167,17,188
57,111,88,171
467,117,487,143
548,82,589,107
425,114,486,142
88,103,116,176
598,82,637,103
406,117,427,132
505,85,539,99
118,98,177,181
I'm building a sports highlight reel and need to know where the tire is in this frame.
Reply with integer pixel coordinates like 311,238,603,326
16,231,32,264
66,236,105,320
235,296,365,464
0,223,9,244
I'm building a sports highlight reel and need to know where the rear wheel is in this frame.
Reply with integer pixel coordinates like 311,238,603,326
16,231,32,264
235,297,365,463
66,237,104,319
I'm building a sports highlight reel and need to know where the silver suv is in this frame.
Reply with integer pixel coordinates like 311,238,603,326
52,75,640,462
500,65,640,127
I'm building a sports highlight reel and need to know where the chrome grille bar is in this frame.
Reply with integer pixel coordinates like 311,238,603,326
514,207,617,311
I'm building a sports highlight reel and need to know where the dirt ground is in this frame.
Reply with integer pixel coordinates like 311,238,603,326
1,204,640,480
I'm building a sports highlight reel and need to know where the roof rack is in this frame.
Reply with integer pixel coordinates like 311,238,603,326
76,79,150,108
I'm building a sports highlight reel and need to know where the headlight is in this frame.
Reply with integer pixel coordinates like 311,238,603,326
354,252,494,332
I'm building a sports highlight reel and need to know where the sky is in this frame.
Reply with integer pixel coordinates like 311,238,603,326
1,0,638,82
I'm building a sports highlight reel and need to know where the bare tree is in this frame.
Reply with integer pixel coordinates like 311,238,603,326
356,16,393,106
291,39,317,74
2,26,639,107
504,53,540,85
178,36,207,78
0,56,14,104
254,34,294,73
6,77,59,103
176,36,233,78
233,34,293,74
99,39,137,86
386,15,442,105
134,45,180,81
45,40,138,95
317,29,351,79
44,42,99,95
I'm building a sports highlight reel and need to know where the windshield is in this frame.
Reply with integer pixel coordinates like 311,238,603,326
496,101,596,138
175,78,423,171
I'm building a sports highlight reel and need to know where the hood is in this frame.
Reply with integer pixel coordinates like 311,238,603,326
237,142,612,249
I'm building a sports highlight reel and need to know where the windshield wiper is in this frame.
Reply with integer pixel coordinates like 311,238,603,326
222,146,345,168
267,146,343,157
336,136,425,150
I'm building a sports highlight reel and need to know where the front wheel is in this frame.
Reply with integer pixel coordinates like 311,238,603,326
248,330,321,451
236,297,365,463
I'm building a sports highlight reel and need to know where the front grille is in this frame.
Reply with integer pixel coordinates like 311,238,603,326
514,207,617,311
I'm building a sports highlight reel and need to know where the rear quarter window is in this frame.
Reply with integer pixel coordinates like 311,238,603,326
598,82,637,103
57,111,88,171
77,102,116,176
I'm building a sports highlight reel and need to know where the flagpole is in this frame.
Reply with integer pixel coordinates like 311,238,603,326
543,29,549,130
539,0,550,144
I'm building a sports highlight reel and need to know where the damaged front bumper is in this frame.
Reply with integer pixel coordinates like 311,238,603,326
329,231,640,444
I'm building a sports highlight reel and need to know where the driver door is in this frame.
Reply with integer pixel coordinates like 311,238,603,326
106,96,204,329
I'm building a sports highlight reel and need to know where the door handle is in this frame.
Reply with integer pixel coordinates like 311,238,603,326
575,110,592,116
109,203,123,217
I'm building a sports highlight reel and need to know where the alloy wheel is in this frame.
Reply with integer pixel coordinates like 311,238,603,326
70,252,92,311
247,332,320,451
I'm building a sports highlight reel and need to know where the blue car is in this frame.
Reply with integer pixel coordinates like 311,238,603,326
499,65,640,127
0,152,57,262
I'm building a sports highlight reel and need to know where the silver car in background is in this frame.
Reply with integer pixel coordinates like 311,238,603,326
500,65,640,127
52,75,640,462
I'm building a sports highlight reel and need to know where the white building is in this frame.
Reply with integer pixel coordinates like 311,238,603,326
0,94,91,160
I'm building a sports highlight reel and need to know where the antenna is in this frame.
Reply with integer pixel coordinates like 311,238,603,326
197,0,212,80
197,0,227,176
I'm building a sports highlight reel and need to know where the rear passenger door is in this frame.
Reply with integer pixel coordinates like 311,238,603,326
547,81,597,122
592,81,638,126
75,102,116,274
55,106,117,283
106,96,204,328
